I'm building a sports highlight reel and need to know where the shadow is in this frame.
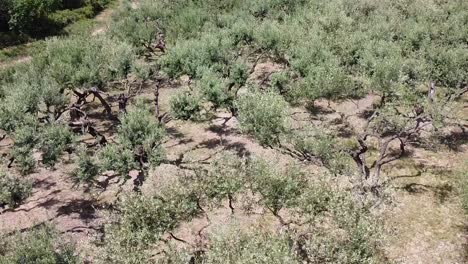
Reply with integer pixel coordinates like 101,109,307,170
64,225,103,234
438,129,468,152
397,183,454,203
383,171,422,185
198,138,222,149
57,199,96,221
305,103,335,116
198,138,250,158
336,126,355,138
33,178,57,190
225,141,250,157
357,109,375,119
36,198,62,209
96,174,120,191
207,123,236,137
165,138,194,148
4,194,62,214
165,126,186,139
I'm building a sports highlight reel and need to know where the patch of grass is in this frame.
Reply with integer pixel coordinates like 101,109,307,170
0,41,44,64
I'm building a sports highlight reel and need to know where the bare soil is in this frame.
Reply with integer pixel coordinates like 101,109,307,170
1,45,467,264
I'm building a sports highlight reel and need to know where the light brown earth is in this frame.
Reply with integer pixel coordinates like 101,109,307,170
1,4,467,262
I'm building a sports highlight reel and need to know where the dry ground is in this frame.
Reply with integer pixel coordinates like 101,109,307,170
1,60,467,263
1,4,467,261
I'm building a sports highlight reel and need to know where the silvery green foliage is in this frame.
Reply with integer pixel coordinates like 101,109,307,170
0,226,79,263
169,90,202,121
38,123,74,167
73,146,99,184
236,89,289,146
0,170,32,208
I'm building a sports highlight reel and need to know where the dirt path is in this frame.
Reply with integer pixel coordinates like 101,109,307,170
91,2,118,36
0,55,32,69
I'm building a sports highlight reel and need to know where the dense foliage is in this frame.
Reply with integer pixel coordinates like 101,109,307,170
0,0,111,37
0,226,80,263
0,170,31,208
0,0,467,262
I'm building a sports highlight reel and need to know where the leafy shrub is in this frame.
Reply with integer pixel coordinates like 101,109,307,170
253,20,286,54
0,81,42,133
0,226,79,263
160,33,233,78
116,101,166,167
292,129,352,174
196,153,248,207
38,123,74,167
249,159,307,214
11,123,38,174
228,62,249,88
101,182,201,263
170,90,202,120
228,17,255,45
117,102,165,151
33,36,135,87
236,89,288,146
173,225,300,264
300,62,354,102
48,5,95,27
0,170,32,208
300,198,382,264
72,146,99,184
99,144,136,178
198,68,232,109
110,8,158,50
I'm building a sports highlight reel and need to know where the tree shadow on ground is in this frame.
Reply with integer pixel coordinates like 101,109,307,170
438,129,468,152
305,103,335,116
57,199,96,221
396,183,454,203
207,123,237,137
33,178,57,191
198,138,250,158
165,126,186,139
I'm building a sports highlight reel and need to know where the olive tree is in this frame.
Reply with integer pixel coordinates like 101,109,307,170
236,89,289,146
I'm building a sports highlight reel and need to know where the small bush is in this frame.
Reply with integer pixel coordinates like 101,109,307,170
170,91,202,120
72,146,99,184
117,102,165,151
249,159,307,214
101,182,201,263
0,171,32,208
38,123,74,167
0,226,79,263
11,123,39,174
198,68,232,109
196,153,248,207
34,36,135,87
178,225,300,264
117,101,166,167
160,33,232,78
236,89,289,146
99,144,136,178
292,129,352,174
